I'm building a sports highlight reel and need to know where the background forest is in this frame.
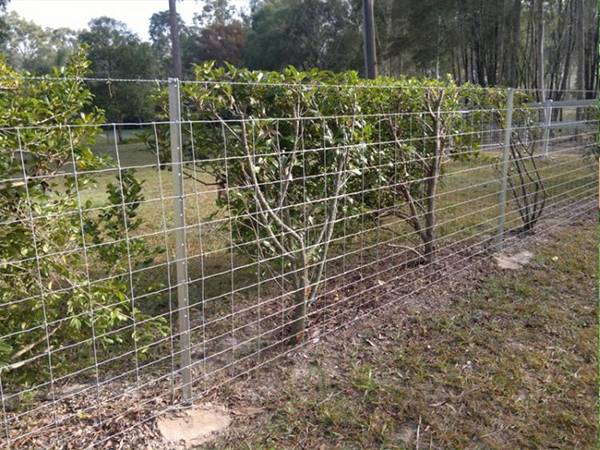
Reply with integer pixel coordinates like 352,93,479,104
0,0,596,98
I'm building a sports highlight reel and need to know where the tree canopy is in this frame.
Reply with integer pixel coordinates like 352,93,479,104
0,0,596,94
245,0,361,71
0,12,77,73
79,17,157,125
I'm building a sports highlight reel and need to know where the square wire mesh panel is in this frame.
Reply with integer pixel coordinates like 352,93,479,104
0,77,597,448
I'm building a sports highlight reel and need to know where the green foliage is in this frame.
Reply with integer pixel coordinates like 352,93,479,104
245,0,360,71
0,51,165,385
78,17,157,126
144,62,495,338
186,64,374,338
149,10,190,78
0,0,10,47
187,20,247,69
195,0,238,26
359,77,477,260
0,12,78,74
150,0,247,78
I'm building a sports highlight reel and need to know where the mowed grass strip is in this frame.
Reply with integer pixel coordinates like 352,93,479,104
211,220,597,449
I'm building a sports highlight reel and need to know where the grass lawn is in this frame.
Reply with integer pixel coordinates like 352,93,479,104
207,219,598,449
79,145,594,255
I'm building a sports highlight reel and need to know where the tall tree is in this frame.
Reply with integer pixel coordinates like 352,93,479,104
583,0,598,96
378,0,597,92
362,0,378,78
387,0,459,78
149,10,188,78
575,0,585,100
536,0,545,99
195,0,237,26
185,0,248,68
510,0,522,88
0,0,11,46
186,20,247,67
0,12,77,73
79,17,156,133
245,0,360,71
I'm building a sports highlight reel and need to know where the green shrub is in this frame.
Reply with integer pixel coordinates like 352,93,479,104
143,63,513,341
0,51,166,386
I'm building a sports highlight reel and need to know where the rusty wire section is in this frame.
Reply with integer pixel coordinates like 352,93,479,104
0,81,597,448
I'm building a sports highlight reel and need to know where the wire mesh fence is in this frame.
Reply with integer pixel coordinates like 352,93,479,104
0,76,597,448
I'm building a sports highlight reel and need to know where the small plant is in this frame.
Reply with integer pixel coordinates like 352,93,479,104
507,131,547,233
493,92,547,235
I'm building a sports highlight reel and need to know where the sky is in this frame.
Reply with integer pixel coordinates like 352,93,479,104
7,0,249,40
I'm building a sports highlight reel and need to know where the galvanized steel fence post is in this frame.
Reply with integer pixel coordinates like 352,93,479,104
497,88,514,250
542,98,553,157
168,77,193,404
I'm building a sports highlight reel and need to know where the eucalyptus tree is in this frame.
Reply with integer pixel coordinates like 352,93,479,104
0,12,77,73
0,0,9,45
149,10,189,78
186,0,248,68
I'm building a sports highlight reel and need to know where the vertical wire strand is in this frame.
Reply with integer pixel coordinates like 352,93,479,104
275,121,286,348
152,123,177,402
15,128,59,438
197,220,207,382
321,118,329,324
251,122,262,361
359,113,367,282
188,121,207,388
111,124,141,385
300,114,309,333
375,117,383,296
67,126,101,401
0,373,11,447
341,92,352,292
250,122,263,359
392,113,400,252
223,121,236,376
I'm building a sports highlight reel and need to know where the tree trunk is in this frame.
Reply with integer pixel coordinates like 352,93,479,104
509,0,521,87
585,0,599,97
536,0,545,101
575,0,585,116
422,177,437,263
169,0,182,79
288,268,310,343
423,117,442,263
362,0,378,79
